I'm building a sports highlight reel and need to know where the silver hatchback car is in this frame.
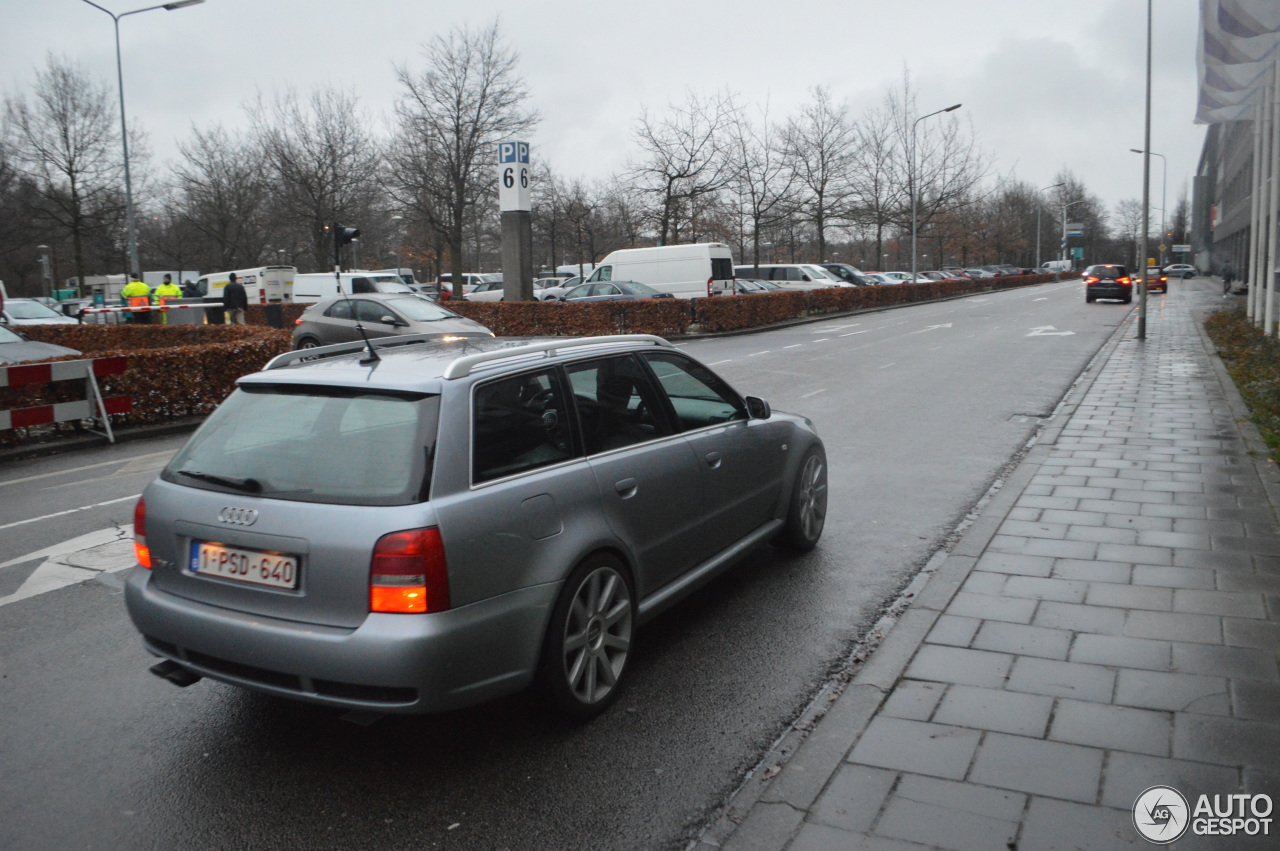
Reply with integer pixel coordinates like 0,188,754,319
125,334,827,718
292,293,493,349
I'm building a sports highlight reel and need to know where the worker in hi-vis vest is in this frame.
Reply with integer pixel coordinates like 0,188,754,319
120,278,153,324
153,274,183,324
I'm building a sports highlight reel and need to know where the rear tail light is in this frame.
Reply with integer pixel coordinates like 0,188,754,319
1086,276,1099,284
1118,277,1132,284
134,497,151,569
370,527,450,613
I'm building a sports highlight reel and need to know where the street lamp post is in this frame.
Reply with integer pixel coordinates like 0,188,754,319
1037,182,1065,269
911,103,962,283
78,0,204,281
391,214,405,275
1130,149,1167,265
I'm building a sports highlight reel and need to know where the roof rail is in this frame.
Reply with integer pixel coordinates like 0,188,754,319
264,332,478,371
441,334,672,380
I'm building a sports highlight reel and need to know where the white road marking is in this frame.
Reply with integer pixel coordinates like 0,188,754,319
812,339,829,343
910,323,952,335
839,331,868,337
819,323,861,331
0,525,135,607
783,344,803,349
879,363,896,369
801,389,826,398
0,494,139,531
748,351,771,356
1027,326,1076,336
1034,297,1048,301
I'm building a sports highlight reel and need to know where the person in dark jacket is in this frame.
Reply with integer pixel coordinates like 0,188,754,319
223,273,248,324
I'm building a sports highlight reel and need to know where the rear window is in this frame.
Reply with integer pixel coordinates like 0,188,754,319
163,386,438,505
711,258,734,280
384,297,461,321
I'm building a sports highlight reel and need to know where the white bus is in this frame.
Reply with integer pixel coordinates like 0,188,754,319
584,244,735,298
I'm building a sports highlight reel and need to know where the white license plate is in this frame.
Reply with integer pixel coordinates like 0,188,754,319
190,542,299,590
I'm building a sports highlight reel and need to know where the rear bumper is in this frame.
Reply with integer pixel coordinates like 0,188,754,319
125,567,558,714
1087,283,1132,299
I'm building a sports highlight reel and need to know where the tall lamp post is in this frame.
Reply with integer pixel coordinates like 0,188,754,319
911,103,962,283
1130,148,1167,266
1036,182,1065,269
78,0,205,281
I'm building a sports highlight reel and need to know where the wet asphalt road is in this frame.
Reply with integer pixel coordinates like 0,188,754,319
0,279,1135,849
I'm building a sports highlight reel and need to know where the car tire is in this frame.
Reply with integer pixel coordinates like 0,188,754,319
296,336,321,350
1184,272,1193,279
539,553,635,720
777,446,828,552
1123,295,1133,304
1086,293,1095,303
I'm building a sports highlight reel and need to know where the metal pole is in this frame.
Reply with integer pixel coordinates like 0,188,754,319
1036,182,1063,270
1138,0,1151,341
78,1,204,281
910,104,961,283
1257,79,1274,328
1266,59,1280,337
1247,95,1264,320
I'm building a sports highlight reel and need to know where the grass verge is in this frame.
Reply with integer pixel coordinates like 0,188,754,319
1205,307,1280,463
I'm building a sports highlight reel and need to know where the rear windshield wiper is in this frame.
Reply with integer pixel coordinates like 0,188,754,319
176,469,262,493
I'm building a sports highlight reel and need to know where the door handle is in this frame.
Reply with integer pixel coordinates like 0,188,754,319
705,451,723,469
614,478,637,498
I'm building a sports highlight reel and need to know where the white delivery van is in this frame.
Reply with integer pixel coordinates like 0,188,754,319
292,271,416,303
1039,260,1073,273
197,266,297,304
584,244,735,298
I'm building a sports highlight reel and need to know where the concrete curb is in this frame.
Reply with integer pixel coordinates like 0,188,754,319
693,300,1139,851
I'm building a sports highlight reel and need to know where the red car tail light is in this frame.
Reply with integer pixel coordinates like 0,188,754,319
370,527,450,613
134,497,151,569
1118,276,1132,285
1086,276,1099,284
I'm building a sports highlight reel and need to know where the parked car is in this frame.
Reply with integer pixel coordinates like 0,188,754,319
920,271,966,283
732,264,848,289
584,243,736,298
962,268,996,279
2,297,80,325
1083,264,1133,303
863,273,901,285
820,263,875,286
1163,263,1197,279
438,273,499,294
124,333,827,718
559,281,676,303
538,276,584,301
292,293,493,349
0,324,81,364
463,280,507,302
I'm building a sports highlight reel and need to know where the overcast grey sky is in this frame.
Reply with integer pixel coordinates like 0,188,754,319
4,0,1203,220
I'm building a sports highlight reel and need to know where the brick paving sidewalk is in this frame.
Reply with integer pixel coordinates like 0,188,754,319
704,282,1280,850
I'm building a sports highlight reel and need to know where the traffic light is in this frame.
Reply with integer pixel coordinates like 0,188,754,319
333,222,361,268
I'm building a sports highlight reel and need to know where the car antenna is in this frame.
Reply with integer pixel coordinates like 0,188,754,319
333,222,379,365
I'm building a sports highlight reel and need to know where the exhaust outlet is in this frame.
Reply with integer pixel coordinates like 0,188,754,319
149,659,203,688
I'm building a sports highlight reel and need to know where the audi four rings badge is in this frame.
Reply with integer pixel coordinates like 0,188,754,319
218,507,259,526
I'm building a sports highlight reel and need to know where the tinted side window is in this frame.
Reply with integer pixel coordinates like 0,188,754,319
565,355,669,455
641,353,746,431
356,300,394,323
472,369,575,484
324,300,354,320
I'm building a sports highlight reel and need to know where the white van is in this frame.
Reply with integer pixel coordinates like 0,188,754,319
196,266,297,304
1039,260,1073,273
585,244,735,298
292,271,416,304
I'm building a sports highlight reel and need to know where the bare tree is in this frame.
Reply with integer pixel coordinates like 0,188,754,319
784,86,857,263
389,20,538,298
1113,198,1145,267
4,55,125,287
172,126,276,270
628,89,736,246
250,86,384,271
847,100,900,267
727,98,796,274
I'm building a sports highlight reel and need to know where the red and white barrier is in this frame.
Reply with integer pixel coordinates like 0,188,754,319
0,356,131,442
80,301,222,315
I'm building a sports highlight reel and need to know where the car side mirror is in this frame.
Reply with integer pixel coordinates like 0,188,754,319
801,274,812,281
381,315,405,326
745,396,771,420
